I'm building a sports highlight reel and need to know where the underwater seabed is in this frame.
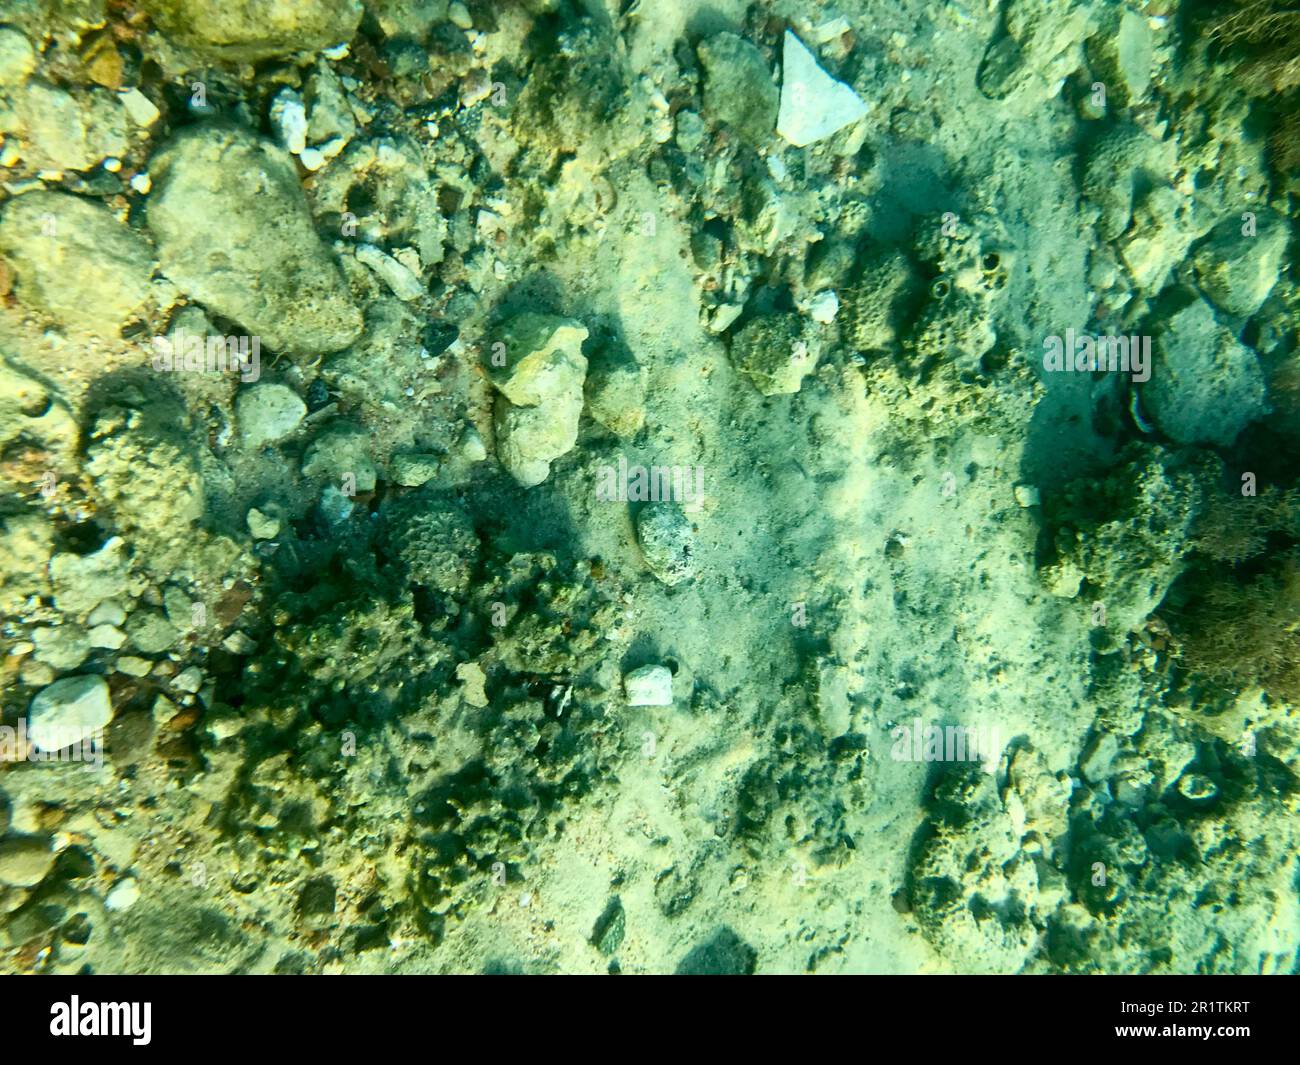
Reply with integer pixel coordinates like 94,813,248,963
0,0,1296,976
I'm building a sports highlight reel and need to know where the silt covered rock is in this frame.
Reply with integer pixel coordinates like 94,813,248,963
698,32,778,146
1143,295,1268,448
140,0,363,63
729,313,818,396
0,192,153,335
147,125,362,356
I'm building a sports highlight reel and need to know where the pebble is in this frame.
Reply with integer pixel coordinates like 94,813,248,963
246,506,282,539
460,426,487,462
806,289,839,324
1014,484,1041,508
173,667,204,694
391,452,440,487
105,877,140,911
636,503,697,586
118,87,160,127
355,243,425,301
126,610,179,654
236,383,307,448
114,656,152,678
222,631,257,655
28,674,113,751
624,664,674,706
450,2,474,28
87,600,126,627
270,88,309,155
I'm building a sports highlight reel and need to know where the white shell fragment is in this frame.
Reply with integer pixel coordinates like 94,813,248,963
777,31,869,147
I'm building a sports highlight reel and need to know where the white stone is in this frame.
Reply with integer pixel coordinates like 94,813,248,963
1014,484,1041,508
222,631,257,655
246,506,281,539
118,88,160,128
299,147,326,171
777,31,869,148
460,426,487,462
624,664,673,706
270,89,308,155
28,675,113,751
807,289,839,323
105,877,139,911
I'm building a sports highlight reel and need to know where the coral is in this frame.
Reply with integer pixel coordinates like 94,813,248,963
1166,550,1300,705
1206,1,1300,95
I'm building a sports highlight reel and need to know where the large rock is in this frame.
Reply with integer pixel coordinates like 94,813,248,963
0,836,56,888
489,314,588,487
8,81,127,171
27,674,113,752
698,33,778,146
1193,210,1290,318
146,125,362,355
141,0,363,63
0,192,153,334
1143,296,1269,448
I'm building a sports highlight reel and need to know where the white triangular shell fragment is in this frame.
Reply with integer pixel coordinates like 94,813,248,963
777,31,869,147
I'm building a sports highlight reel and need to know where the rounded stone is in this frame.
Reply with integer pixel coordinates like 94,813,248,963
28,674,113,751
0,836,56,888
